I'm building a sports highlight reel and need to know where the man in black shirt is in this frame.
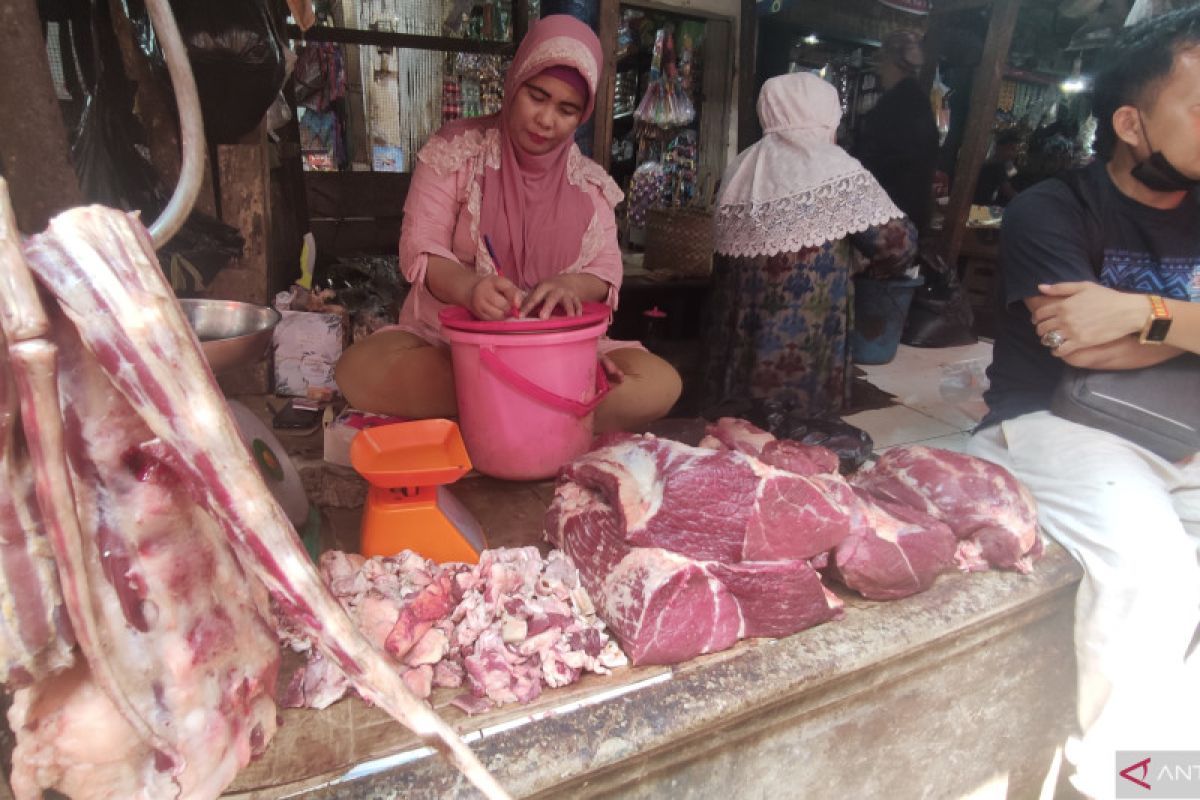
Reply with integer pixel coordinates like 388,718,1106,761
969,8,1200,797
972,129,1021,207
855,30,940,235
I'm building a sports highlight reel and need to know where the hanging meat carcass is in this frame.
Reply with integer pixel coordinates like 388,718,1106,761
0,183,509,799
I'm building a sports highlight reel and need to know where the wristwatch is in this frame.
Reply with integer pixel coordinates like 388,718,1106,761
1139,294,1172,345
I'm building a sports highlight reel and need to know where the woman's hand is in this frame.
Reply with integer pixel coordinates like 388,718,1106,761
1031,281,1148,357
520,275,584,319
468,275,523,321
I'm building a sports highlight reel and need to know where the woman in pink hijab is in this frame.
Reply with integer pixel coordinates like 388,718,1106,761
336,15,681,433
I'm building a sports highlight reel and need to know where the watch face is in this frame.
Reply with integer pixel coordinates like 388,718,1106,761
1147,317,1172,342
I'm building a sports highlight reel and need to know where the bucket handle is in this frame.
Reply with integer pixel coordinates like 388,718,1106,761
479,347,610,418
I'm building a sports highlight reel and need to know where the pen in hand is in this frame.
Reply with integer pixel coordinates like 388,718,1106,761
483,234,521,318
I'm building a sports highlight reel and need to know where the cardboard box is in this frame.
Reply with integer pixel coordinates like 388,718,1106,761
273,309,346,398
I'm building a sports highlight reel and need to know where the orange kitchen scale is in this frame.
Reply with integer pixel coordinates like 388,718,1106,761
349,419,487,563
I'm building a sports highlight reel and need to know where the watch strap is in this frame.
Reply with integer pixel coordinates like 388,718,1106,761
1139,294,1172,344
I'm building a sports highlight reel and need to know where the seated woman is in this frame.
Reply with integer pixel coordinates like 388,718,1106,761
336,15,681,433
702,72,917,418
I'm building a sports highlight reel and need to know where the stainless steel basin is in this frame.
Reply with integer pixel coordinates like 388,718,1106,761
180,298,280,374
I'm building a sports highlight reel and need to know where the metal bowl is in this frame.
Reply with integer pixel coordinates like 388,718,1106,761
180,298,281,374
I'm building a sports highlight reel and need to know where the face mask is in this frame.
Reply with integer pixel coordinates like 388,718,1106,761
1131,113,1200,192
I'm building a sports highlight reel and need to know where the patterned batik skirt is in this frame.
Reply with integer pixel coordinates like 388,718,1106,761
700,238,855,418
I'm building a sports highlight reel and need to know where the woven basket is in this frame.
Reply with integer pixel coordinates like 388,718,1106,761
644,207,713,277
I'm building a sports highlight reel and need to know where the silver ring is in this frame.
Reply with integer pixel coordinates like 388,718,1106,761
1041,330,1066,349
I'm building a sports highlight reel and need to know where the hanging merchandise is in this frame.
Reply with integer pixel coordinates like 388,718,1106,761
442,76,462,121
633,123,669,165
634,26,694,128
293,42,346,114
665,27,695,126
633,27,667,126
998,80,1017,114
930,66,951,143
449,50,507,122
611,128,636,165
293,40,347,169
478,56,506,116
662,130,699,207
461,73,482,118
299,107,342,169
626,160,668,247
677,21,704,98
616,10,638,60
613,70,637,118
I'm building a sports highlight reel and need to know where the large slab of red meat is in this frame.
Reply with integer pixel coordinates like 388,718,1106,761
545,435,847,665
699,419,964,600
828,490,958,601
851,445,1042,573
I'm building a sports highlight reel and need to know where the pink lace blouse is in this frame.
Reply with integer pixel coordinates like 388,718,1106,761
391,126,626,348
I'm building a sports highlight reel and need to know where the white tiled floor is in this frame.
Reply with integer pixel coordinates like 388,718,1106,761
842,340,994,453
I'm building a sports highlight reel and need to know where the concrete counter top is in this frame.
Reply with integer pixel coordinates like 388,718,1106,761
229,542,1082,799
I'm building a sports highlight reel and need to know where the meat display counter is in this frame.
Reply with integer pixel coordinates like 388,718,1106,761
224,542,1081,799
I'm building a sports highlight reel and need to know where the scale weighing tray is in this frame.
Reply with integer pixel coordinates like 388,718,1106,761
350,419,485,563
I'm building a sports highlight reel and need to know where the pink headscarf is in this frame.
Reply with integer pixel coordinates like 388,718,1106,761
479,15,603,289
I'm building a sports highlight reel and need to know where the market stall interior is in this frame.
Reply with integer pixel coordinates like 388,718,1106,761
5,0,1175,795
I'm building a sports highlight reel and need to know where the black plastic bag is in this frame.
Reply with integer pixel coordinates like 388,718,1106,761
321,256,409,343
65,0,243,293
160,214,245,296
127,0,287,143
901,251,978,348
70,0,160,213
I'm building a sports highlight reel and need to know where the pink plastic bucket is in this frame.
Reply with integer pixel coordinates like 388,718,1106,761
440,306,610,481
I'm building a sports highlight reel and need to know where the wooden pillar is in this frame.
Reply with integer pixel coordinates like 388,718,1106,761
0,0,82,233
737,0,759,152
205,126,274,307
592,0,620,171
939,0,1021,267
205,123,275,395
513,0,532,42
696,16,734,201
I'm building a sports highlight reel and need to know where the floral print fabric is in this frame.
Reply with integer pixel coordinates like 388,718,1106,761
701,217,917,417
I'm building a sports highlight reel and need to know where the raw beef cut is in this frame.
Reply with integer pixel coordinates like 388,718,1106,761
0,341,74,687
284,547,627,716
1,197,507,799
546,436,845,665
702,421,969,600
851,446,1042,573
700,417,840,476
828,490,958,600
6,311,280,800
568,432,863,564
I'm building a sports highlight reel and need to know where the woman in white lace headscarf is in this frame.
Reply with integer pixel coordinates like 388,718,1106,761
701,71,917,417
